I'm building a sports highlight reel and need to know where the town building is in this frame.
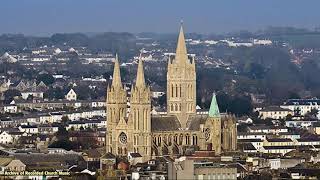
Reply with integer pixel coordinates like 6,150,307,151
168,158,237,180
259,106,292,119
65,89,77,101
281,99,320,118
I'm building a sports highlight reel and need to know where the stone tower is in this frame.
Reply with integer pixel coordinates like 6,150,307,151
167,24,196,129
222,115,237,151
129,57,152,159
106,54,127,154
206,93,222,155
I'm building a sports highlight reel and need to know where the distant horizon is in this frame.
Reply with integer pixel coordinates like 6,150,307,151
1,0,320,36
0,25,319,37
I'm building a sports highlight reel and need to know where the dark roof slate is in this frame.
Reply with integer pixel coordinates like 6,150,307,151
187,114,207,131
151,115,181,131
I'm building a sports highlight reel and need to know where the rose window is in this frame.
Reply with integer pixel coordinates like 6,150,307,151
119,132,127,145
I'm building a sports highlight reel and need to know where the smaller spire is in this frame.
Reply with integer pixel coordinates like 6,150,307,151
209,93,220,118
135,54,146,88
112,53,122,87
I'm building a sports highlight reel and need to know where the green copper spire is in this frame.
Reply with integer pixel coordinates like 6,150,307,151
209,93,220,118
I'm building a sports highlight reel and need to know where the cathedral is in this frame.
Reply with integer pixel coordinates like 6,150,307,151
106,25,237,160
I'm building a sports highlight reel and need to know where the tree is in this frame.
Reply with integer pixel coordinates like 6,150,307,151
61,116,69,127
237,124,248,132
264,118,274,126
4,89,21,103
285,114,293,121
158,94,166,107
47,87,64,100
36,73,55,85
49,139,75,151
56,126,69,140
305,108,319,119
26,94,34,100
294,107,301,116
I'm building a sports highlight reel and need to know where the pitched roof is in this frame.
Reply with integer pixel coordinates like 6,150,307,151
87,149,102,158
151,115,181,131
14,153,84,166
260,106,292,112
187,114,207,131
284,99,320,106
267,138,293,142
0,157,13,166
129,152,142,158
263,146,296,150
241,143,257,151
101,152,116,159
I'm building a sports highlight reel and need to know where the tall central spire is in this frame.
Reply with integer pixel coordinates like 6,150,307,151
135,55,146,88
175,23,188,63
112,54,122,87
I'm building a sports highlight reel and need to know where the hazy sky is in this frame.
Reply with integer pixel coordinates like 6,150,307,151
1,0,320,36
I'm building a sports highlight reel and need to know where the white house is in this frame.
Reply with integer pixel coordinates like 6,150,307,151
259,106,292,119
21,91,44,100
285,120,317,128
66,121,87,130
268,158,304,170
237,132,267,140
3,105,17,113
19,125,38,134
297,138,320,146
152,91,165,98
65,89,77,101
49,112,63,123
281,99,320,119
30,55,51,62
0,131,14,144
248,125,288,134
38,125,59,134
39,114,52,124
91,101,106,108
253,39,272,45
262,146,295,155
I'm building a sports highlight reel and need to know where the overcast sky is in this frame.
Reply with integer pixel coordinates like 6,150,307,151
1,0,320,36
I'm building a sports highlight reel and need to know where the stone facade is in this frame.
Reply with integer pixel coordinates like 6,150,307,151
106,25,237,160
167,25,196,129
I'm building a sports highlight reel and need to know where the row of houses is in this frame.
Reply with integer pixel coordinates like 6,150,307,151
0,108,106,127
240,137,320,155
6,99,106,112
0,124,106,145
258,98,320,120
238,125,320,155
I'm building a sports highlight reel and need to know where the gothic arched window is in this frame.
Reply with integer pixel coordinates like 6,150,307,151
179,134,183,145
171,85,174,98
175,84,178,97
